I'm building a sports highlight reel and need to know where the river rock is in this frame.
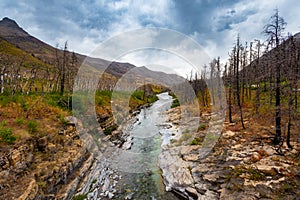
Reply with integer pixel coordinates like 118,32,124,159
122,136,133,150
65,116,78,126
158,147,194,191
108,192,114,199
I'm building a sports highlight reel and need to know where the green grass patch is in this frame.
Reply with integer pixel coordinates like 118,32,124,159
0,127,16,144
46,93,72,110
15,117,25,126
27,120,38,134
190,136,203,145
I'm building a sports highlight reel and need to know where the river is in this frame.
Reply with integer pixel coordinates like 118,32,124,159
78,92,182,200
110,92,180,199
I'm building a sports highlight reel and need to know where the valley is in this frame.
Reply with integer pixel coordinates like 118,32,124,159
0,7,299,200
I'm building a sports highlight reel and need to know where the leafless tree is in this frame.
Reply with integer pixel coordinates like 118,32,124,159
234,35,245,129
60,41,68,95
263,8,287,144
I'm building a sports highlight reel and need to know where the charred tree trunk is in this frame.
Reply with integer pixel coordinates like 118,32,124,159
235,36,245,129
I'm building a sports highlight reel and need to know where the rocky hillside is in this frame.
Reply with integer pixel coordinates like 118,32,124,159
0,94,93,199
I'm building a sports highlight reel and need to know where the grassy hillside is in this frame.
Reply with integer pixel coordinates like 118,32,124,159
0,85,163,146
0,37,50,69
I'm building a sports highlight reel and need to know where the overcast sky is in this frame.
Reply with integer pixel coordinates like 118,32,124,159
1,0,299,76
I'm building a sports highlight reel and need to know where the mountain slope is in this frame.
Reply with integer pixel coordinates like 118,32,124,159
241,32,300,82
0,17,185,89
0,17,59,61
0,37,50,69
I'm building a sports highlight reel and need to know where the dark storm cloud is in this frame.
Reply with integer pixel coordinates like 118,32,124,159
0,0,299,73
215,9,257,32
173,0,241,33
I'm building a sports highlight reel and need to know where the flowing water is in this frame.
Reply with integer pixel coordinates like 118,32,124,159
109,92,181,200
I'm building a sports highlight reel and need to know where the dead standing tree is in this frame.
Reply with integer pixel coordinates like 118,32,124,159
263,9,287,145
235,35,245,129
60,41,68,95
227,52,234,123
285,34,298,149
253,39,263,115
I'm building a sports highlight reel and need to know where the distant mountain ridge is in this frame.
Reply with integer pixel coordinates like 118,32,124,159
0,17,28,36
0,17,185,88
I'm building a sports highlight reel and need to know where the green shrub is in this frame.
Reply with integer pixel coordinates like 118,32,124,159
234,165,265,181
198,124,207,131
248,167,265,181
147,94,158,104
57,96,72,110
0,95,11,106
27,120,38,134
168,91,177,99
16,117,25,126
0,127,16,144
20,98,28,111
190,137,203,145
131,90,144,100
171,98,180,108
72,194,87,200
103,124,118,135
46,93,72,110
97,97,104,106
59,115,68,126
181,132,192,142
0,120,7,126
